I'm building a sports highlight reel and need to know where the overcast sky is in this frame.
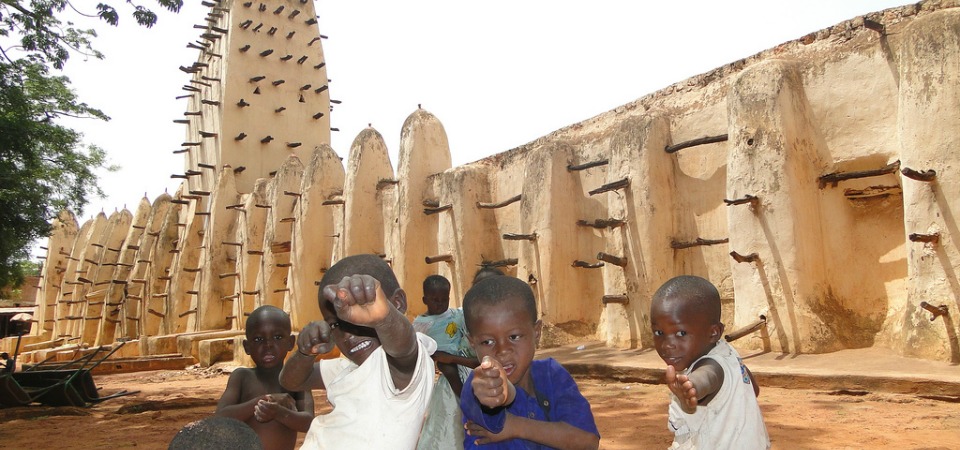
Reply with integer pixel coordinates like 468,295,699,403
52,0,909,230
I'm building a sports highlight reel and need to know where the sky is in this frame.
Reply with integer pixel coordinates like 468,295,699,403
49,0,910,236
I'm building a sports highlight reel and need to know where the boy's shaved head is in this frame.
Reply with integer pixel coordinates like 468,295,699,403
652,275,722,324
463,276,537,331
246,305,291,335
319,254,401,299
423,274,450,293
168,416,263,450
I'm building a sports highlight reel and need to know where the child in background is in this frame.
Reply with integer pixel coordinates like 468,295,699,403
460,276,600,449
415,275,479,449
651,275,769,449
216,305,315,450
280,254,437,449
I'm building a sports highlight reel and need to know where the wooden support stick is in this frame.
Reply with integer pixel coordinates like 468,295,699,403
597,252,628,267
481,258,518,268
222,294,240,300
178,309,198,318
425,254,454,264
671,237,729,249
901,167,937,182
503,233,537,241
665,134,728,154
478,194,521,209
147,308,165,317
589,178,630,196
909,233,940,244
567,159,609,171
572,260,605,269
219,272,239,279
576,218,627,229
602,294,629,305
242,290,260,295
724,195,759,206
730,251,759,264
818,160,900,189
920,302,949,321
322,199,345,206
424,204,452,215
377,178,399,189
725,315,767,342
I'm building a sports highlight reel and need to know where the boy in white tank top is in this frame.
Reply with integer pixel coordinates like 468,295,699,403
651,275,770,450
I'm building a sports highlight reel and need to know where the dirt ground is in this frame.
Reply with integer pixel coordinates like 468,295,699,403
1,366,959,449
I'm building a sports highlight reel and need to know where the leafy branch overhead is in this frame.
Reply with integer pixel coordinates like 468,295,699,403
0,0,182,287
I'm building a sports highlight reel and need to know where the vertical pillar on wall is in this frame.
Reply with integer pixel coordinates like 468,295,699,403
728,59,835,354
256,156,304,310
286,144,344,329
196,169,241,331
394,108,452,317
167,184,210,335
897,9,960,361
600,115,673,348
236,180,270,326
121,195,174,340
342,127,393,258
439,166,498,303
34,211,78,340
95,199,150,346
517,143,599,324
141,196,182,340
61,214,107,340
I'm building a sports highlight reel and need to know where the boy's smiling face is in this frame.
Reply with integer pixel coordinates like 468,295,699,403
467,296,542,393
320,298,382,366
242,315,294,369
650,296,722,372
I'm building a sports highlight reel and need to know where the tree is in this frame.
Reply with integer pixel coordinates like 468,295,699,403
0,1,182,287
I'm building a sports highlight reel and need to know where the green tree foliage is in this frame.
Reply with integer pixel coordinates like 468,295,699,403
0,0,182,287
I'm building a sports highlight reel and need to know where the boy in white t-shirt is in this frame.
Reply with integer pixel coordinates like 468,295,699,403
651,275,770,450
280,254,437,449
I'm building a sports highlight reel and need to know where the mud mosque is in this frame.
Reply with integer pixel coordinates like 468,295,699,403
3,0,960,369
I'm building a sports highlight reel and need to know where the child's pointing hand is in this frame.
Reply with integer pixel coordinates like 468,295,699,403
471,356,516,409
296,320,334,357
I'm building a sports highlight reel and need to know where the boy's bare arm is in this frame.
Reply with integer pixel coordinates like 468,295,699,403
280,321,333,392
664,360,724,414
465,416,599,449
433,350,480,368
323,275,420,389
216,370,259,421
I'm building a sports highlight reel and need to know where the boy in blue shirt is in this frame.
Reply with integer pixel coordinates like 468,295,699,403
460,276,600,449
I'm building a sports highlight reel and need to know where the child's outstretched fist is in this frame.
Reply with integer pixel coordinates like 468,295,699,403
665,365,699,414
471,356,517,409
296,320,335,357
322,274,392,327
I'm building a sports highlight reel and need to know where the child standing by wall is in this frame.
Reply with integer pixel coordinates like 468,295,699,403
414,275,479,449
460,276,600,449
280,254,437,449
216,305,315,450
651,275,769,449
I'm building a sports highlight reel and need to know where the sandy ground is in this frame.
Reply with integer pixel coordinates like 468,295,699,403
2,367,959,449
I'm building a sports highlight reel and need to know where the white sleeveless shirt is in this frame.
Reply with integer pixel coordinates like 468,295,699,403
667,340,770,449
